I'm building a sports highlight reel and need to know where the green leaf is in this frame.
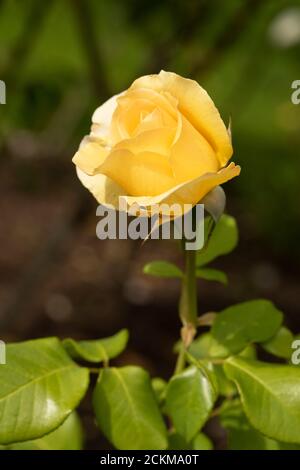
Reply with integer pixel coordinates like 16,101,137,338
229,425,277,450
151,377,167,404
220,402,300,450
262,326,293,359
221,405,278,450
168,432,189,450
165,366,217,442
211,300,283,356
188,333,213,359
0,337,89,445
276,441,300,450
168,431,213,450
192,433,213,450
143,261,183,278
188,332,257,362
197,214,238,266
214,365,237,397
188,332,227,359
93,366,167,450
188,336,256,397
196,268,228,284
224,357,300,444
239,344,257,360
1,412,83,450
63,329,128,364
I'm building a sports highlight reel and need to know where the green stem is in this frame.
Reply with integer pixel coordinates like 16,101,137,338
179,249,198,330
174,249,198,374
174,217,217,373
174,343,186,375
173,249,198,374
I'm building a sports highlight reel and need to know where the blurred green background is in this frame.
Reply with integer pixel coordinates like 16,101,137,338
0,0,300,448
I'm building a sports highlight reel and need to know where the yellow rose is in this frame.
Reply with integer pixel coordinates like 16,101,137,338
73,70,240,212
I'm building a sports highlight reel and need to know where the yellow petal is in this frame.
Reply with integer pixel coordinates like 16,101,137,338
72,141,109,176
124,163,241,213
91,93,121,141
170,114,219,184
114,126,176,157
131,70,232,166
76,167,126,209
111,88,178,143
120,87,178,119
133,107,175,135
111,98,154,142
98,148,175,196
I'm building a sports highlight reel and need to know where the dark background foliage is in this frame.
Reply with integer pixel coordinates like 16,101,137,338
0,0,299,448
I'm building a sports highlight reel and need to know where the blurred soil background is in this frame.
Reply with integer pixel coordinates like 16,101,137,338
0,0,300,448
